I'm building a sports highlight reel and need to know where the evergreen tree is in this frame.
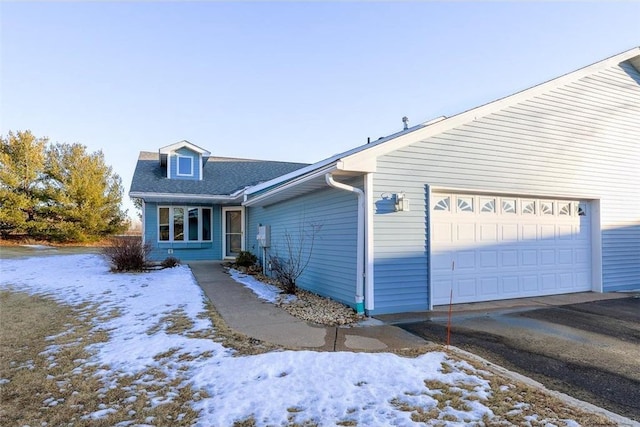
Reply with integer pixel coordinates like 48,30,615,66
44,143,127,241
0,130,127,242
0,130,48,236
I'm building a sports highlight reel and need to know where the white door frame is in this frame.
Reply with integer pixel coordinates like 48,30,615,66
222,206,245,259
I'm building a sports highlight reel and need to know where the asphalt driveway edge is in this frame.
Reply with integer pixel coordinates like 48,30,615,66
448,346,640,427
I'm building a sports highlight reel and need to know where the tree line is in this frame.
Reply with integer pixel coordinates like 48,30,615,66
0,130,127,242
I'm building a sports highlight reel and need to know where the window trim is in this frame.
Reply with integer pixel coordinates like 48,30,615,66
176,154,194,177
157,206,212,242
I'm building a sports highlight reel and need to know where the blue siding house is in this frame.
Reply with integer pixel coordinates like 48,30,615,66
131,47,640,315
129,140,307,261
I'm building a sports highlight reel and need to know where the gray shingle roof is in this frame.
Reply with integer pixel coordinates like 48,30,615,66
130,151,308,197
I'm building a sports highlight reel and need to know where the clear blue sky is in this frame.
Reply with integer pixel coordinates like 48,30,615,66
1,1,639,218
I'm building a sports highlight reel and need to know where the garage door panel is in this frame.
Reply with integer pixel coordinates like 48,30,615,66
576,248,590,264
456,251,476,269
522,224,538,240
502,276,519,294
501,224,518,241
576,225,589,240
540,225,556,239
480,224,498,241
542,274,557,290
501,250,518,267
456,223,475,242
433,223,453,243
558,225,573,240
432,278,453,301
559,273,573,289
522,250,538,266
480,251,498,268
540,249,556,265
558,249,573,264
432,251,454,271
457,278,477,297
431,193,592,306
481,277,499,296
576,271,590,288
522,275,538,292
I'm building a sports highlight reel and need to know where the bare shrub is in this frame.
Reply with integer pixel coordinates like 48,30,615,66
269,256,297,294
103,237,151,272
161,256,180,269
269,223,322,294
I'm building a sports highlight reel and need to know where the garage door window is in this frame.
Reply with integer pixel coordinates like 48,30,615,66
578,203,587,216
434,196,450,211
522,200,536,214
480,198,495,213
457,196,474,212
559,202,571,216
541,201,554,215
502,199,516,214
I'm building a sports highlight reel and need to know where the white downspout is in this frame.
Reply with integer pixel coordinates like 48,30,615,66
325,173,365,315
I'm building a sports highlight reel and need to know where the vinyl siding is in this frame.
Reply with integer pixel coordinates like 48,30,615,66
246,183,360,309
373,60,640,312
144,202,222,261
169,147,201,180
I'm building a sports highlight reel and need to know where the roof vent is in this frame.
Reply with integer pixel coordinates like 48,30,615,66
402,116,409,130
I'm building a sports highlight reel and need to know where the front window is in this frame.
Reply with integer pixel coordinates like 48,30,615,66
202,208,212,240
174,208,184,241
158,206,212,242
159,208,170,241
188,208,199,241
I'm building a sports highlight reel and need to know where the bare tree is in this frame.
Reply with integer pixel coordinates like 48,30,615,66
270,222,322,294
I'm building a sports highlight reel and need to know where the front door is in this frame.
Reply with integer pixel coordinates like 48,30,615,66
222,207,244,259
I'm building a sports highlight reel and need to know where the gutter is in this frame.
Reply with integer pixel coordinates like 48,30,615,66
243,164,337,207
129,191,242,203
325,173,365,315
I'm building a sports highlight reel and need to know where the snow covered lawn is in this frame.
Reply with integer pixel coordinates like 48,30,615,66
0,254,612,426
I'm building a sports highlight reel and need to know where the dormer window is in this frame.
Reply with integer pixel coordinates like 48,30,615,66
159,140,210,180
176,154,194,177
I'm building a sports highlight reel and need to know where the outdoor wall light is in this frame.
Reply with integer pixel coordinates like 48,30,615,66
395,192,410,212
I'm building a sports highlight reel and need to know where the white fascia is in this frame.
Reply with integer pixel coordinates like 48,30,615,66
129,192,241,203
243,164,338,207
159,140,211,156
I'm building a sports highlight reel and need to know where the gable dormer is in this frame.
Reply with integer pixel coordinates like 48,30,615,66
159,140,211,181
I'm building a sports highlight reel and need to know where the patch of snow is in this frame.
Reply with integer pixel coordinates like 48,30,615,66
228,268,283,303
0,254,586,427
82,407,117,419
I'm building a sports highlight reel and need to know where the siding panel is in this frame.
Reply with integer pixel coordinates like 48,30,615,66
246,182,361,308
373,60,640,312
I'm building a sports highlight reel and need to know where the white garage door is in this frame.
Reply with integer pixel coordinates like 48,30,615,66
430,193,592,306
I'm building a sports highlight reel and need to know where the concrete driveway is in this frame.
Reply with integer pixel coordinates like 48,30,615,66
393,295,640,422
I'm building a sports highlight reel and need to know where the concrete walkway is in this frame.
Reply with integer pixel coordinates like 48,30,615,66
188,261,428,352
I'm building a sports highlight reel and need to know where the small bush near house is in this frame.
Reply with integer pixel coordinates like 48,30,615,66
161,256,180,268
235,250,258,268
103,237,151,272
269,256,298,294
